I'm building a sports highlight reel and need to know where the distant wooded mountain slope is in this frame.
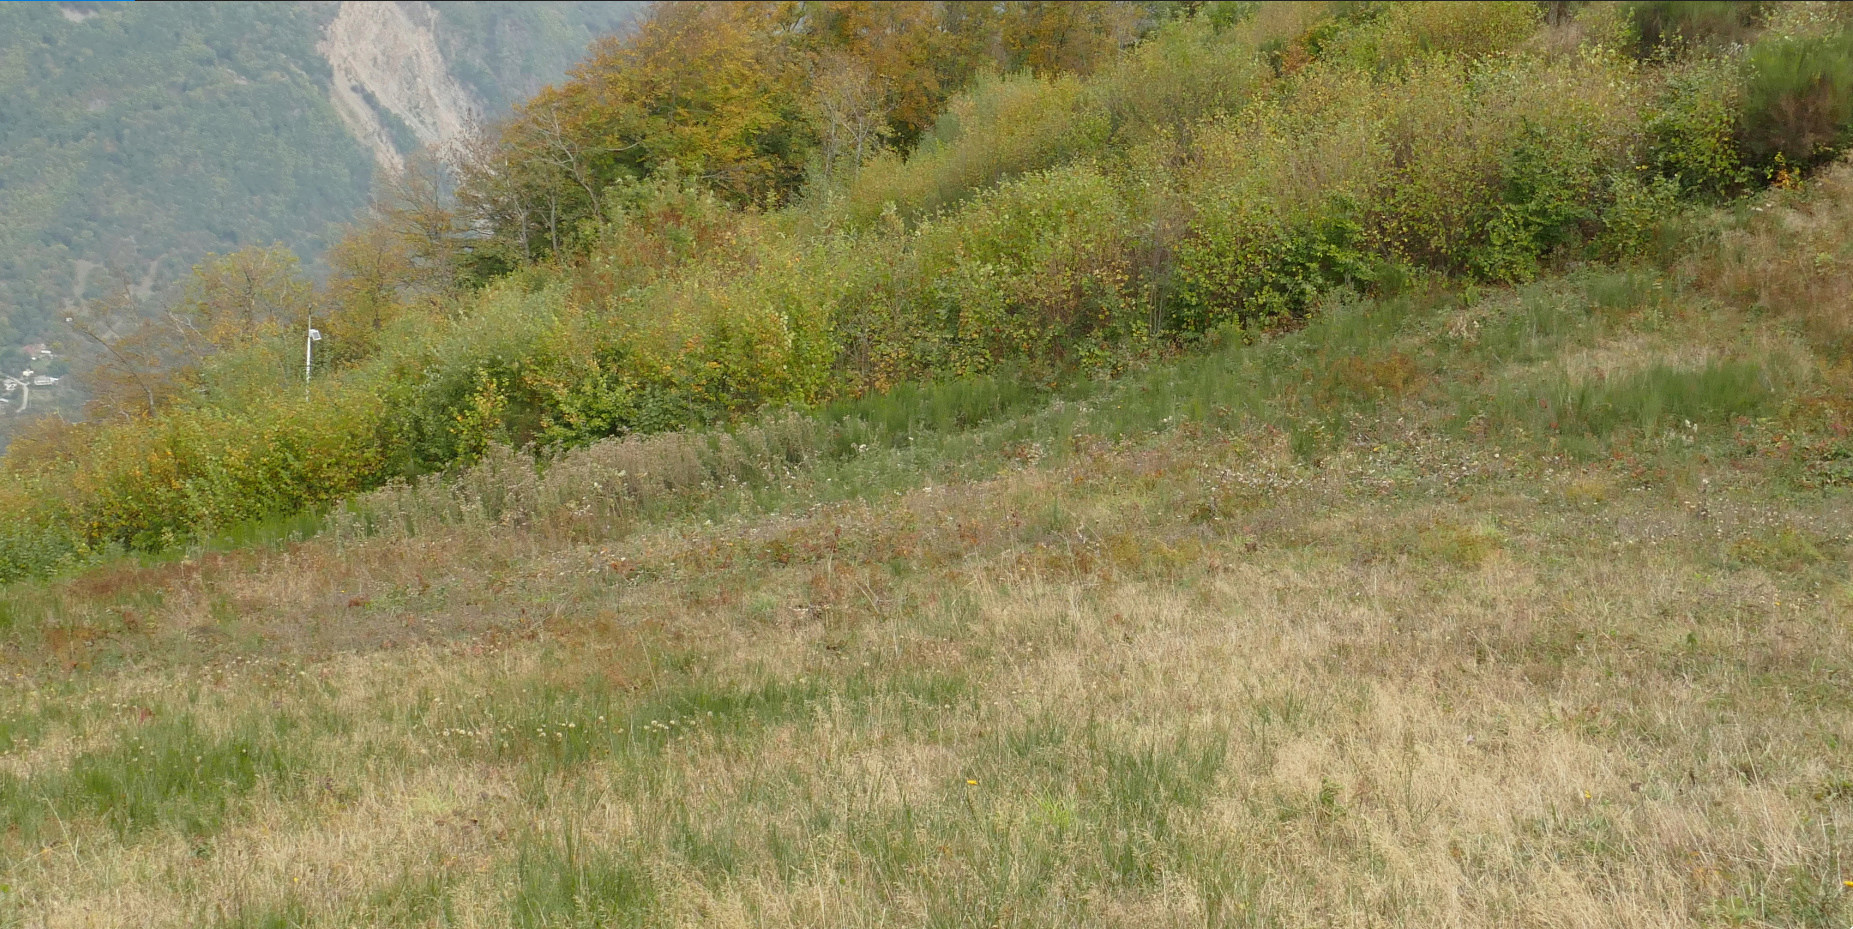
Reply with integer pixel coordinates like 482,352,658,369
0,0,643,350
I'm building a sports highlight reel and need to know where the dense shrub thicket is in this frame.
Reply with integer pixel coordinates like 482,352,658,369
5,0,1852,581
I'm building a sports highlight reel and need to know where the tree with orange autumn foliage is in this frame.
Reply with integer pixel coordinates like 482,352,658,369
455,1,1145,262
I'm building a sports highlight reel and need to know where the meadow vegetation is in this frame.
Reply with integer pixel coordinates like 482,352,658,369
2,183,1850,921
2,2,1853,925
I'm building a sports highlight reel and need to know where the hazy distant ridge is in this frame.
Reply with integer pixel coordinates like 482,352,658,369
0,1,642,351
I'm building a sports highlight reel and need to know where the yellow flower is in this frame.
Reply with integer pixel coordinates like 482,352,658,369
966,779,978,786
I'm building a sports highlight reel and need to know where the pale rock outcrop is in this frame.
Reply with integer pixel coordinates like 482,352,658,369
318,1,481,171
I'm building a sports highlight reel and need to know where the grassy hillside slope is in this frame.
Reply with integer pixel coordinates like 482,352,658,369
2,3,1852,924
0,158,1849,923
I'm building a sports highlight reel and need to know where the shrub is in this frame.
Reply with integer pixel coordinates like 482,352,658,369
1476,116,1616,279
1173,194,1374,332
374,278,571,472
63,385,387,550
1627,1,1765,55
523,231,848,450
1169,64,1383,329
839,72,1106,226
1645,53,1747,196
572,173,749,309
1083,13,1269,149
890,165,1145,380
1319,0,1542,73
1739,27,1853,171
0,500,81,583
1594,172,1683,261
2,0,1835,576
1180,44,1649,292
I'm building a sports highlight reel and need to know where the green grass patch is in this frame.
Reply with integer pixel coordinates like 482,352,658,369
1467,359,1781,451
208,897,312,929
1729,527,1830,572
426,664,970,778
0,709,305,844
509,826,655,929
365,866,461,925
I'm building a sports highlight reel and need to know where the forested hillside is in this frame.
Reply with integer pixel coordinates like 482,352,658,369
6,0,1849,580
0,1,642,357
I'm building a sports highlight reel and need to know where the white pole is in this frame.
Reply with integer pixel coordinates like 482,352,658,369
305,313,314,397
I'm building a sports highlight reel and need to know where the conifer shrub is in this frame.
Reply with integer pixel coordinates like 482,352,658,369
1739,27,1853,172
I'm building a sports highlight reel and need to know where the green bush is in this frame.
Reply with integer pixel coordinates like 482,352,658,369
0,508,81,583
65,386,387,550
831,2,1297,232
517,232,846,450
921,166,1142,375
1475,118,1613,280
1740,27,1853,171
839,72,1105,227
1594,172,1683,261
573,173,749,308
1408,55,1641,279
1179,45,1648,294
373,278,570,473
1174,195,1373,332
840,165,1146,384
1646,53,1747,196
1318,0,1541,74
1627,1,1765,55
1082,13,1269,149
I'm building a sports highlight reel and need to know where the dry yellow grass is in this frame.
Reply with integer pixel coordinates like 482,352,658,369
1689,160,1853,355
2,404,1849,927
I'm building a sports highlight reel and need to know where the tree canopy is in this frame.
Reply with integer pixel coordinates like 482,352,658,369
455,1,1143,264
